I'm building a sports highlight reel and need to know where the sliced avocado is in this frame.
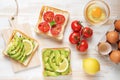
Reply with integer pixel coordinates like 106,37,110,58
65,50,70,57
7,41,19,54
9,43,24,59
43,49,52,57
48,52,58,71
54,50,61,66
60,50,67,58
42,48,71,76
45,63,53,71
44,70,60,76
43,57,49,63
19,54,27,63
61,66,71,75
15,46,25,60
43,49,52,63
8,40,22,55
19,48,28,63
56,56,62,66
7,35,23,55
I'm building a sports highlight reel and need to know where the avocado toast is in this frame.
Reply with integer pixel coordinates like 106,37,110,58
42,47,72,76
3,30,39,66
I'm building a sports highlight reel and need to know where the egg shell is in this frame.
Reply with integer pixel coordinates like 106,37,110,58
98,42,112,55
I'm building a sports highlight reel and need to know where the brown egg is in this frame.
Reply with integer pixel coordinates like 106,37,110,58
114,20,120,32
109,50,120,64
106,31,119,44
118,41,120,49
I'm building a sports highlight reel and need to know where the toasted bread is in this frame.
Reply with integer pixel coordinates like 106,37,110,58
41,47,72,76
35,6,69,41
3,30,39,66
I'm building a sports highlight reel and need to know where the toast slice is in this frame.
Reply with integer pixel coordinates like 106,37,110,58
3,30,39,66
42,47,72,76
35,6,69,41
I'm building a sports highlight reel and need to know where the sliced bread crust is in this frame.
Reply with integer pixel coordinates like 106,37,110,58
35,6,69,41
3,30,39,66
41,47,72,76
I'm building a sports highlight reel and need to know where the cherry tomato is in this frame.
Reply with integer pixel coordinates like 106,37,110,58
71,20,82,32
43,11,54,22
54,14,65,24
82,27,93,38
51,24,62,36
69,32,80,44
76,39,88,52
38,22,50,33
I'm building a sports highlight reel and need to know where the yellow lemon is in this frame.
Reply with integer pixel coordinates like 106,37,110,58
56,58,69,72
23,39,33,55
83,58,100,75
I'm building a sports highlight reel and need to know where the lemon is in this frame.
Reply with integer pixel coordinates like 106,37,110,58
23,39,33,55
83,58,100,75
56,58,69,72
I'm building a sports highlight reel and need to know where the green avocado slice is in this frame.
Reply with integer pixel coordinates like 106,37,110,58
43,49,52,63
55,50,61,66
43,57,49,63
61,66,71,75
7,41,19,54
44,70,60,76
7,35,23,54
60,50,68,58
16,46,25,60
9,43,24,59
7,40,22,55
45,63,53,71
48,51,59,71
43,49,52,57
19,55,27,63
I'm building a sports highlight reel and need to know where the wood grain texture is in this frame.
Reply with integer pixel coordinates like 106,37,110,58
0,0,120,80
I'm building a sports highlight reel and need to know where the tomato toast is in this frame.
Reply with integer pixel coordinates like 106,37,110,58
3,30,39,66
35,6,69,41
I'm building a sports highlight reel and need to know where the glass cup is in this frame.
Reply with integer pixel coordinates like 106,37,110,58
84,0,110,26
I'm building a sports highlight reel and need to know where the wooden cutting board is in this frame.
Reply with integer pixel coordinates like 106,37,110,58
1,22,40,73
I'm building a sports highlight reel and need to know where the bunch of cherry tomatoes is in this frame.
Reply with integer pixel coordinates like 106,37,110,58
69,20,93,52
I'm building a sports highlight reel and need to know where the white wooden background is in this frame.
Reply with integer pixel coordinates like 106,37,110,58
0,0,120,80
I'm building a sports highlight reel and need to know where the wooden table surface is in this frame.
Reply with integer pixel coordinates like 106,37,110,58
0,0,120,80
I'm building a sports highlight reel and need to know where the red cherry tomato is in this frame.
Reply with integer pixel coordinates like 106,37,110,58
71,20,82,32
51,24,62,36
54,14,65,24
76,39,88,52
82,27,93,38
38,22,50,33
43,11,54,22
69,32,80,44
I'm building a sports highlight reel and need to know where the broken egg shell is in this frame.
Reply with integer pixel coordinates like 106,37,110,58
98,42,112,55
